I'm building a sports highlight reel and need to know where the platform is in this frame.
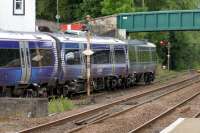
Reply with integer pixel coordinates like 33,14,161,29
161,118,200,133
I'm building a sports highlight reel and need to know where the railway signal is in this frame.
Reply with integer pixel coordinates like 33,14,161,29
160,40,170,71
82,15,94,96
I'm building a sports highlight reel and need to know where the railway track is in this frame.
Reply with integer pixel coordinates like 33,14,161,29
128,86,200,133
17,74,200,133
193,112,200,118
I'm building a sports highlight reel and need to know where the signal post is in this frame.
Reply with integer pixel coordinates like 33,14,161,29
82,15,94,96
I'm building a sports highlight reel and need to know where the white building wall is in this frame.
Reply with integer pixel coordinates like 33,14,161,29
0,0,36,32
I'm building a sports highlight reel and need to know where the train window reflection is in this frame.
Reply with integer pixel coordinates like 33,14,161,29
65,49,81,65
30,49,53,67
115,50,126,63
92,50,110,64
0,49,21,67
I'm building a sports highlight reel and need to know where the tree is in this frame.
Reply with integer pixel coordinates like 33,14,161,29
36,0,56,21
101,0,135,15
79,0,102,20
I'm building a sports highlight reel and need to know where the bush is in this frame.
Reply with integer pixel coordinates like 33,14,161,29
48,96,75,114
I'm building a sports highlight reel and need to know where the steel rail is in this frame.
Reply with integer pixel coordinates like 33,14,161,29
128,89,200,133
17,74,199,133
68,78,200,133
193,112,200,118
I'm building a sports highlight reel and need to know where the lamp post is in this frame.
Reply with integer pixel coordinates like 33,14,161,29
56,0,60,25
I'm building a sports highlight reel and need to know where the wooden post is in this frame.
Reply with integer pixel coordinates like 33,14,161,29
83,15,94,97
86,32,91,96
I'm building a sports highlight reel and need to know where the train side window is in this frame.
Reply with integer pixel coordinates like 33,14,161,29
0,49,21,67
30,49,53,67
92,50,110,64
114,50,126,63
65,49,81,65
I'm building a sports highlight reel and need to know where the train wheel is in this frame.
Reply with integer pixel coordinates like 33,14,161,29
144,73,151,85
105,78,111,91
126,77,132,88
150,73,155,82
25,89,38,97
111,78,118,90
63,85,69,97
3,87,12,97
117,78,123,88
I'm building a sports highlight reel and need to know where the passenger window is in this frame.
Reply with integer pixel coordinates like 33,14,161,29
115,50,126,64
92,50,110,64
0,49,21,67
30,49,53,67
65,49,81,65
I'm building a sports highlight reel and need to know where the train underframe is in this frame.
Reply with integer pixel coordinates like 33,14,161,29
0,72,155,97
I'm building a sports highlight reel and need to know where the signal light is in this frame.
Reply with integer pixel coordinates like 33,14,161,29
160,40,168,46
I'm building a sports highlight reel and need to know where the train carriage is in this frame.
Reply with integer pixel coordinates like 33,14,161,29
0,32,58,96
0,31,157,97
50,33,128,95
128,40,157,84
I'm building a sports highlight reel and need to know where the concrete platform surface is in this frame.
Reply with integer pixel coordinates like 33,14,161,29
161,118,200,133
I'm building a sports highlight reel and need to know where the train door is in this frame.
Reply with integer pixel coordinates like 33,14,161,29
62,43,83,80
91,44,112,77
20,41,55,85
19,41,31,84
28,41,55,84
113,45,127,76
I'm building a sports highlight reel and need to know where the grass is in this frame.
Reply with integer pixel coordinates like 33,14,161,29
155,64,185,82
48,96,75,114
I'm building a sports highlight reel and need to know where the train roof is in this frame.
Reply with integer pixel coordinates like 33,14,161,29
0,31,55,42
127,40,156,48
50,32,126,45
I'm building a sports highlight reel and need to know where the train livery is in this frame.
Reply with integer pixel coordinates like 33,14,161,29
0,31,157,97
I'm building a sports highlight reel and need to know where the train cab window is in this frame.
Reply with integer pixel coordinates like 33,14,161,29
114,50,126,64
65,49,81,65
30,49,53,67
138,47,151,62
92,50,110,64
0,49,21,67
151,48,157,62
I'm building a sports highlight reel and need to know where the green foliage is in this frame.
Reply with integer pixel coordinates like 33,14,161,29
48,96,75,114
36,0,102,23
36,0,56,21
80,0,102,19
101,0,135,15
36,0,200,70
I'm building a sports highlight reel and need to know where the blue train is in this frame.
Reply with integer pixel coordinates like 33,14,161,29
0,31,157,97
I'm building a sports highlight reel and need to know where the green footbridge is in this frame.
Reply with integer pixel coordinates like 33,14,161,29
117,10,200,32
